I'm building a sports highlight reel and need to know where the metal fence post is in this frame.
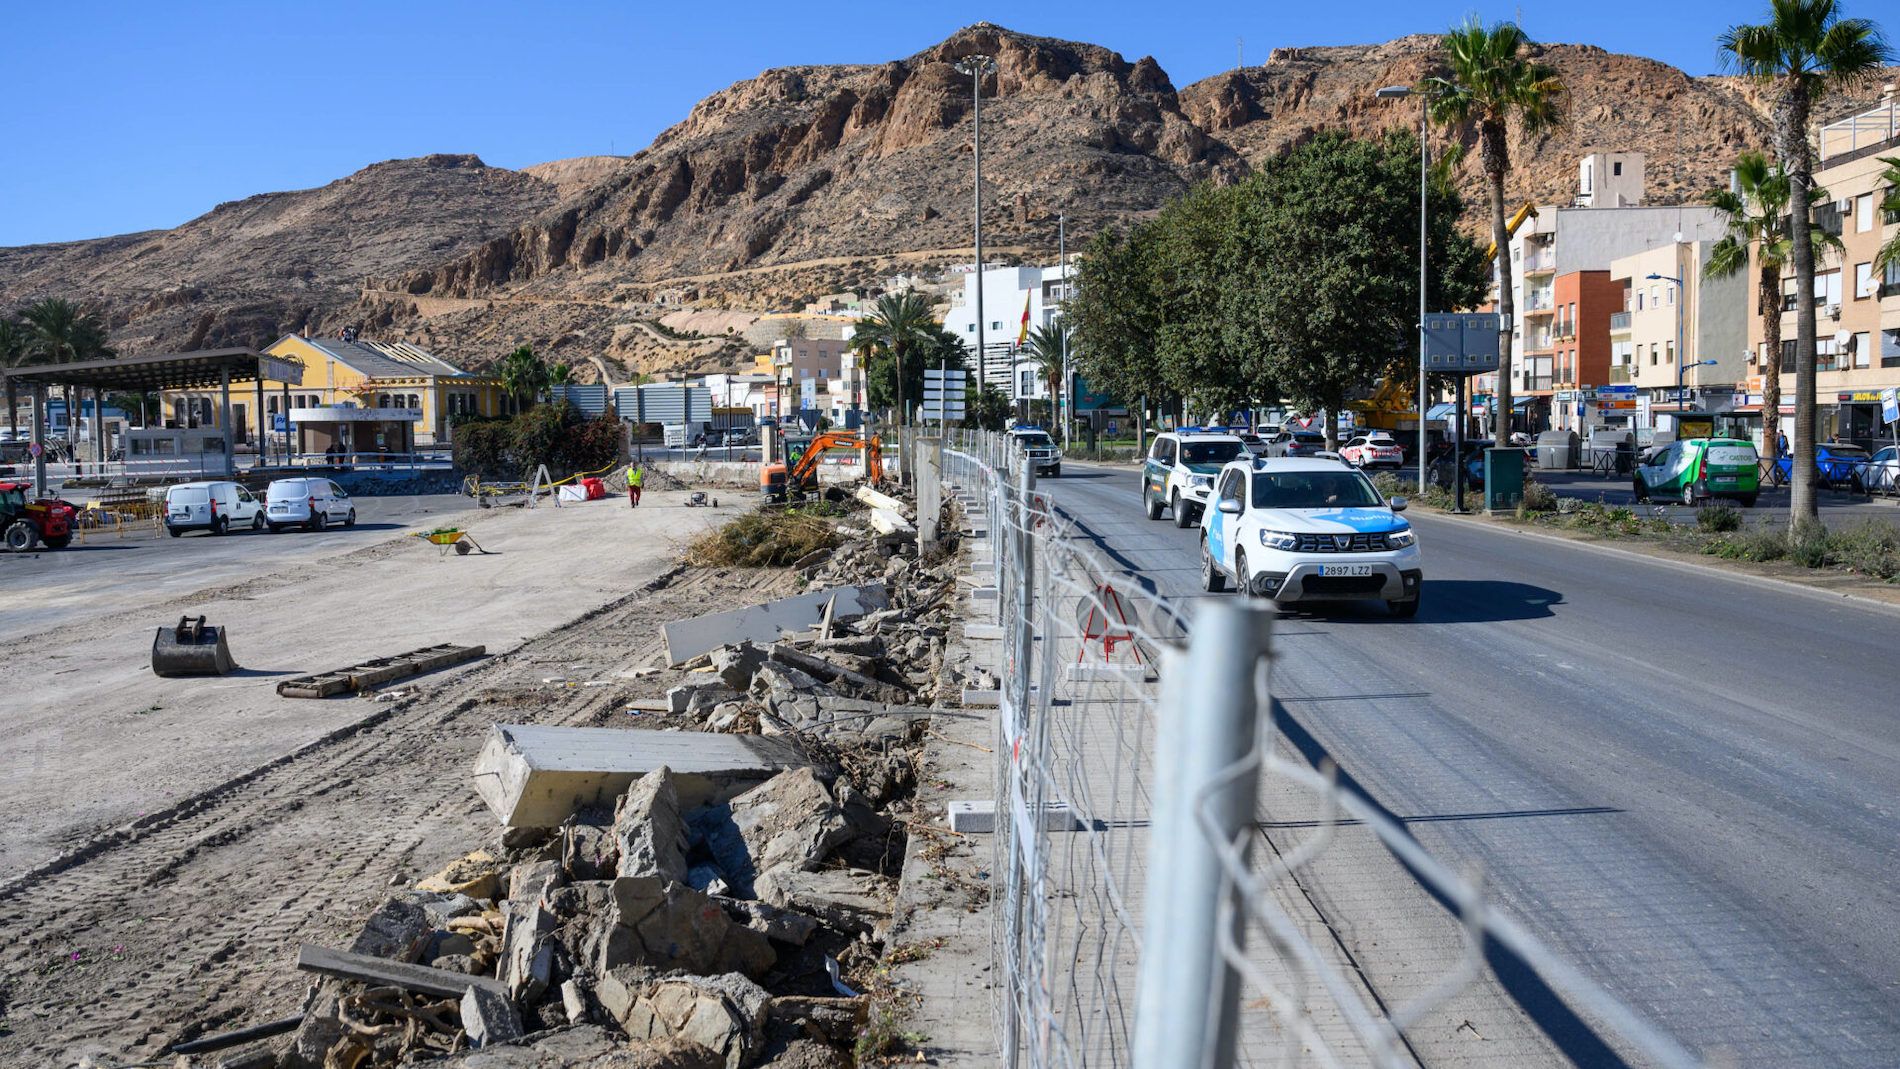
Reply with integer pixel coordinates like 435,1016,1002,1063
1133,599,1273,1069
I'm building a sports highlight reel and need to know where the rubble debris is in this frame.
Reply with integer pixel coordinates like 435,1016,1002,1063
416,849,503,900
620,972,771,1069
667,680,741,716
471,724,810,827
500,898,556,1002
349,896,435,961
276,643,487,698
460,983,524,1048
755,869,896,937
613,766,689,882
691,767,861,897
423,1025,723,1068
710,640,769,691
661,584,888,665
560,979,589,1025
598,875,776,978
713,896,821,945
296,944,510,1000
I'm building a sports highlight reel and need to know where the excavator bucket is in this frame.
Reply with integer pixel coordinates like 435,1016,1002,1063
152,615,238,677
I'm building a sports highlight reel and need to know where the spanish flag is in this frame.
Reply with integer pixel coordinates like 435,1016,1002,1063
1017,291,1032,347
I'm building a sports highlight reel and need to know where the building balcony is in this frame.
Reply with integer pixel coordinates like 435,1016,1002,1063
1524,375,1554,392
1609,311,1632,331
1522,251,1556,275
1610,365,1632,384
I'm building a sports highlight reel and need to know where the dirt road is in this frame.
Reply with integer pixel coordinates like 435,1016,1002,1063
0,557,799,1067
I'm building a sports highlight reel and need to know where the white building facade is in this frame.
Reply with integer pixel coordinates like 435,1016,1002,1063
941,262,1074,402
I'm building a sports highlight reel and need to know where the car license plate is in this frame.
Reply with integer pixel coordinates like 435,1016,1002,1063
1319,564,1373,577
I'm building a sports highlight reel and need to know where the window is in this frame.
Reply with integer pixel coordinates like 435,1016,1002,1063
1650,344,1659,366
1814,269,1842,307
1854,332,1871,369
1636,290,1645,311
1651,285,1661,307
1665,340,1674,364
1783,276,1799,311
1856,262,1876,299
1884,260,1900,297
1882,329,1900,369
1816,336,1841,371
1781,339,1798,373
966,324,975,333
1666,286,1674,307
1857,193,1875,233
1613,160,1623,176
990,321,1001,331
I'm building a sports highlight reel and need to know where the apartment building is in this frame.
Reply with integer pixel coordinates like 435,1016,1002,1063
1745,95,1900,448
941,262,1073,400
1497,152,1725,430
770,333,848,418
1609,241,1751,435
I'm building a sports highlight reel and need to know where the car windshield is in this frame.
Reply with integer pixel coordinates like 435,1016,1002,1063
1016,433,1053,447
1252,470,1384,509
1182,441,1244,464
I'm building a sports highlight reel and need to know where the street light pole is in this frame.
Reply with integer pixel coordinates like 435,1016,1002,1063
1378,84,1430,491
956,55,996,417
1059,211,1069,447
1647,270,1689,411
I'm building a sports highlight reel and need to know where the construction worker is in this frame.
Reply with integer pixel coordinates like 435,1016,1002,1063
626,464,644,508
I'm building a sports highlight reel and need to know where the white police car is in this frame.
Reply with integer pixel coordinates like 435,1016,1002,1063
1008,425,1062,477
1198,457,1422,617
1141,428,1250,529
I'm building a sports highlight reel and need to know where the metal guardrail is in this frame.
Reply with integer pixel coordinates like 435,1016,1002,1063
943,430,1703,1068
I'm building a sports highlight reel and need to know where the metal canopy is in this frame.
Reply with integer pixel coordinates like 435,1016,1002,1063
0,347,297,392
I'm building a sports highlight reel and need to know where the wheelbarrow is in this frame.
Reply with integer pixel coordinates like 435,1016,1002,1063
417,528,492,558
152,615,238,677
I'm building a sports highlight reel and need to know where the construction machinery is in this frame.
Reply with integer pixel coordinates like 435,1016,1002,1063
761,430,884,502
152,615,239,677
0,481,76,552
1485,201,1540,260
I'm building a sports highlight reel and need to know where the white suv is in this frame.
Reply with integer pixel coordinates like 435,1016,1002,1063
1141,429,1250,528
1198,457,1422,617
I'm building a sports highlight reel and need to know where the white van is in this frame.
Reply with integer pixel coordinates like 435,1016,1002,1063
265,477,356,532
164,481,265,537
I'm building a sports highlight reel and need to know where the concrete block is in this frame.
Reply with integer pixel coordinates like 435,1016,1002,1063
963,623,1003,641
1066,662,1151,683
661,584,887,666
968,586,998,601
947,799,1081,834
471,724,810,827
961,688,999,708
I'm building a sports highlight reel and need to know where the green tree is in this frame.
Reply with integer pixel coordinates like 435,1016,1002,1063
1021,322,1069,422
1250,131,1489,447
1703,150,1844,457
548,362,572,387
864,323,967,417
1721,0,1892,521
1068,222,1166,431
850,292,935,425
1873,156,1900,272
1,317,27,440
1426,17,1566,442
19,298,116,448
498,345,550,414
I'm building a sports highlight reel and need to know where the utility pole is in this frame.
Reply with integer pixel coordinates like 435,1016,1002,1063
956,55,996,417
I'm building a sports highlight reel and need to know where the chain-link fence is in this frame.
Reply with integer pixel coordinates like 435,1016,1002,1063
938,430,1701,1069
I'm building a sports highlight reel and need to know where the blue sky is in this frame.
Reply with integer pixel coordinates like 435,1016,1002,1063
0,0,1798,247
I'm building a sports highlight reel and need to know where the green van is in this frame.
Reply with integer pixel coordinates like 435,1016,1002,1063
1634,437,1761,507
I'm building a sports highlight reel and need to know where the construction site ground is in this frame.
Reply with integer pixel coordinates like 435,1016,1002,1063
0,490,785,1065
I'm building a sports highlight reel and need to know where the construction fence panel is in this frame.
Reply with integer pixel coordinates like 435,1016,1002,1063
938,430,1703,1069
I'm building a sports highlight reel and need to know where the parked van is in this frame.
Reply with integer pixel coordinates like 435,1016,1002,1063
265,477,356,532
1634,437,1760,507
164,481,265,537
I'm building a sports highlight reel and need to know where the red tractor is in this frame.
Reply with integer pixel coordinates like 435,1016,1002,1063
1,481,77,552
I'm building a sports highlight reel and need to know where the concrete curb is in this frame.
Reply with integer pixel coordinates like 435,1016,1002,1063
1418,510,1900,619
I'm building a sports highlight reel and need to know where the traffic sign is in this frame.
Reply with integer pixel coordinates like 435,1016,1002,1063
1882,387,1899,425
28,441,43,458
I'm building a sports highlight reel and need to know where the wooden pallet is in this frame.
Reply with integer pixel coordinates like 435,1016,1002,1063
276,643,486,698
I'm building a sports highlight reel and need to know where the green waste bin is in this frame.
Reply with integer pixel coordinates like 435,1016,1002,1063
1483,447,1527,513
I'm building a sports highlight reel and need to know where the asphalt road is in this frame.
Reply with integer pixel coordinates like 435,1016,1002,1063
1043,461,1900,1068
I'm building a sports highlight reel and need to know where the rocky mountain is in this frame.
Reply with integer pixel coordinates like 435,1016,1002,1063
4,24,1889,378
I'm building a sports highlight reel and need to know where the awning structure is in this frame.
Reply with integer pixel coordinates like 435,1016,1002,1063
0,347,302,392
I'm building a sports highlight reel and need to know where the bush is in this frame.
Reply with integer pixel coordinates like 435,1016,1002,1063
1696,504,1742,532
1789,518,1833,569
1520,477,1558,513
686,510,839,568
1704,526,1787,562
1830,519,1900,580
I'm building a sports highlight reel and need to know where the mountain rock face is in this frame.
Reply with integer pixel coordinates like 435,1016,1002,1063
7,24,1887,376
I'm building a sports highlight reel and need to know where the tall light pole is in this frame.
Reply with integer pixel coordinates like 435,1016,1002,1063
1647,269,1689,411
1058,211,1069,447
956,54,996,416
1378,83,1430,490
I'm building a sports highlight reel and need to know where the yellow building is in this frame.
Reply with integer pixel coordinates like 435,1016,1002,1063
166,333,506,453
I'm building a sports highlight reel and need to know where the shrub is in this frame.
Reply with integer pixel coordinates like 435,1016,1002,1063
1789,518,1833,569
686,510,838,568
1705,526,1787,562
1696,504,1742,532
1520,477,1558,513
1830,519,1900,580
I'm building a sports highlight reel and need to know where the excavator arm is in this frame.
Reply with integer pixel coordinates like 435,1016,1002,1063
1484,202,1539,260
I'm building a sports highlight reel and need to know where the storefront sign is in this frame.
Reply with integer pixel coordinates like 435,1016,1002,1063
1837,390,1885,403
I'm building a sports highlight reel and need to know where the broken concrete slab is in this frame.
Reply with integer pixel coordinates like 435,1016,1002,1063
767,644,908,704
662,584,887,666
623,973,771,1069
349,896,434,962
754,868,894,937
460,983,524,1048
854,485,908,515
712,896,821,945
613,766,689,883
691,768,856,898
599,875,776,978
295,944,509,1000
667,681,741,716
961,688,999,708
868,508,915,537
709,641,768,691
500,898,555,1002
420,1024,722,1069
471,725,810,827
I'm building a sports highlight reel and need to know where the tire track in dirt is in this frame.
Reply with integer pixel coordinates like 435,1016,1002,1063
0,564,795,1065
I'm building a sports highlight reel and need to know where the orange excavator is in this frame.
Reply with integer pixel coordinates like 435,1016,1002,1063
761,430,884,502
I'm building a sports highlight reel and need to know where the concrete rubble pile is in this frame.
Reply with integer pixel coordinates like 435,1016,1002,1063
277,483,975,1068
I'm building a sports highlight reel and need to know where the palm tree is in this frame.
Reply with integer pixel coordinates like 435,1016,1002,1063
1875,157,1900,272
549,362,572,388
19,298,116,452
1,317,27,441
1426,18,1566,444
1022,322,1069,424
851,292,934,425
1704,151,1844,462
498,345,549,414
1721,0,1892,521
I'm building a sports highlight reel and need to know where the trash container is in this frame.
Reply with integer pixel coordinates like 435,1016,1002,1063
1483,447,1528,512
1535,430,1579,470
